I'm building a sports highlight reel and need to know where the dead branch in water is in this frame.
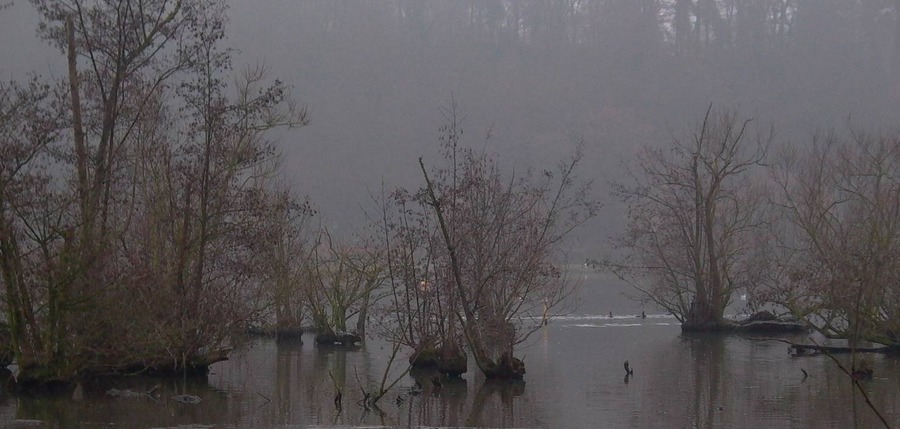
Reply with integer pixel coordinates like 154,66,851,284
750,337,895,356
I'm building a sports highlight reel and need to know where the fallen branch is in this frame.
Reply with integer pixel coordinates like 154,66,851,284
750,337,894,356
91,348,234,378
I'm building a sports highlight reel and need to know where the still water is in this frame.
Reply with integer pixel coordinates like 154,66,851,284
2,274,900,428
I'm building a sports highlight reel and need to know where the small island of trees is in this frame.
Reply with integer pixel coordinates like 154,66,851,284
601,106,899,350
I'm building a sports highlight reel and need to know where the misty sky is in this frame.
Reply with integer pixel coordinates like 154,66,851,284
3,0,899,259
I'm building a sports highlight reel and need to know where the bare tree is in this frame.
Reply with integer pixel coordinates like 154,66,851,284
0,0,310,383
373,181,466,374
602,107,771,330
0,0,223,382
304,227,386,346
0,78,66,377
417,102,598,379
766,130,900,346
255,187,316,338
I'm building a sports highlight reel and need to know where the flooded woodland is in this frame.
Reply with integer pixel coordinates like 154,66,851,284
1,272,899,428
0,1,899,428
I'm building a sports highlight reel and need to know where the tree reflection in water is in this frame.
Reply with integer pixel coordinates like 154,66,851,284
686,333,727,429
3,333,900,427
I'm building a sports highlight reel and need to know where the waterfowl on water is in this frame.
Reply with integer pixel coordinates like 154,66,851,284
431,376,443,390
851,360,873,381
624,360,634,376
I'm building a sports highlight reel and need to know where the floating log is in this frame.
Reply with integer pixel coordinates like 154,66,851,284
683,319,807,334
751,337,897,356
103,348,232,377
789,343,893,356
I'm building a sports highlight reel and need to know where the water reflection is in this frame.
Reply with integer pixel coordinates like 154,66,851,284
215,335,544,428
273,338,301,423
1,374,230,428
465,380,527,427
403,368,467,426
685,334,726,429
2,327,900,427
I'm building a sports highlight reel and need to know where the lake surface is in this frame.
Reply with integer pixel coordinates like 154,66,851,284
2,272,899,428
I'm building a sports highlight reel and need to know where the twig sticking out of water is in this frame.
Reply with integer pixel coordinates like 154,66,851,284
354,366,371,412
328,370,342,412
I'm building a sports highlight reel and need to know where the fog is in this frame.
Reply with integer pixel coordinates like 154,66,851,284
3,0,899,259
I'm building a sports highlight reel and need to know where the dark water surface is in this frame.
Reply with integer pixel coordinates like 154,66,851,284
2,273,900,428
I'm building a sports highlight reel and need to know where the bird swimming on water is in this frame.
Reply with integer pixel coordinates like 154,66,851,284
624,360,634,376
431,375,443,390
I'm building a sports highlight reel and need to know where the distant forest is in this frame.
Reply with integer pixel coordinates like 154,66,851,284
222,0,900,248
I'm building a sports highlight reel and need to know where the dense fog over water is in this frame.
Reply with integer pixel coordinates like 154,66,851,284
4,0,900,257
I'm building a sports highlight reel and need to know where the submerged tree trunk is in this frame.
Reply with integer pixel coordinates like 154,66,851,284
606,107,769,333
419,158,525,380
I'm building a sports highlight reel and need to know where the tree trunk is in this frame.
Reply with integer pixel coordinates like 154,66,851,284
66,16,89,219
419,158,525,379
674,0,693,53
356,293,369,337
